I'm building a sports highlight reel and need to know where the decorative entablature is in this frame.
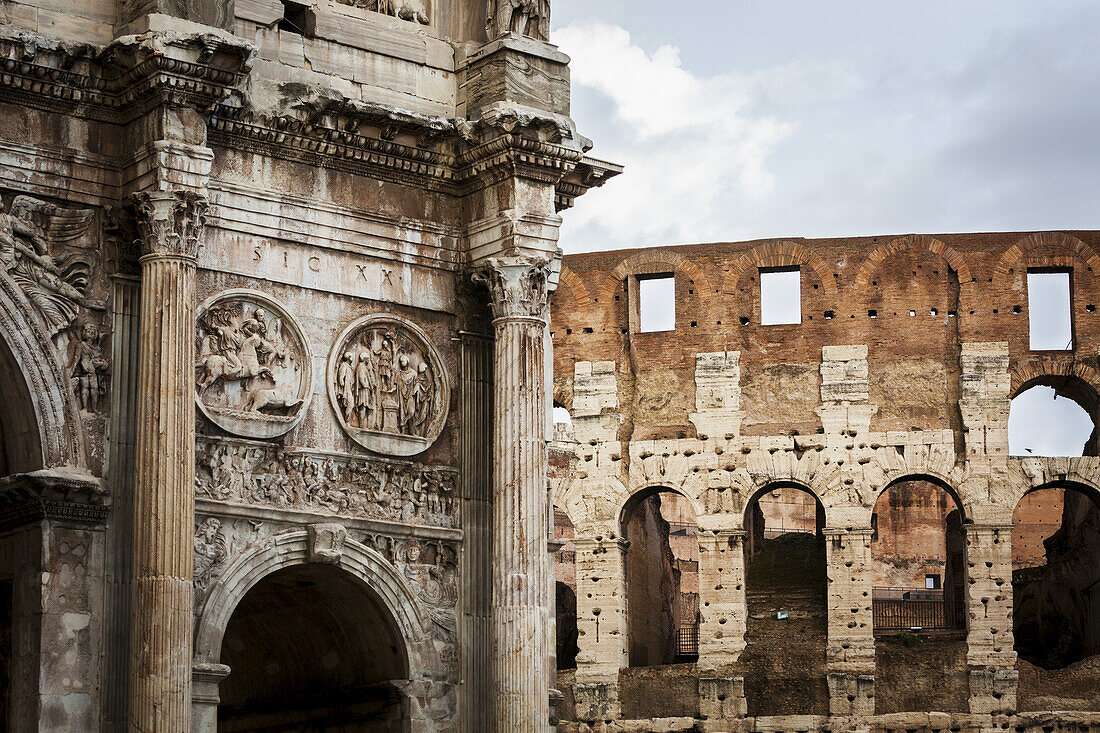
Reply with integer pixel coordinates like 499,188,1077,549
0,24,619,208
0,468,108,532
0,26,254,123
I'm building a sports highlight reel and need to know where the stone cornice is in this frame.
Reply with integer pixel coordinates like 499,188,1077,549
0,469,109,531
0,27,253,123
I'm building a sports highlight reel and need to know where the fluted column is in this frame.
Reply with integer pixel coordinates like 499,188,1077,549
473,256,554,732
128,190,206,732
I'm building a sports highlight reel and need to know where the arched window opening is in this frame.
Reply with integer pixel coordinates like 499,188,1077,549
870,480,966,634
1012,485,1100,676
554,506,578,671
741,484,827,717
1009,377,1099,457
621,489,699,668
552,403,574,443
217,564,410,732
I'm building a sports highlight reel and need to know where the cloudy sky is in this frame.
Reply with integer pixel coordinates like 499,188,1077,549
549,1,1100,455
551,0,1100,254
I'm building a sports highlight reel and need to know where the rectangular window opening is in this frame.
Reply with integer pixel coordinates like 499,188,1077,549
279,1,314,36
760,267,801,325
925,574,941,590
1028,270,1073,351
638,274,676,333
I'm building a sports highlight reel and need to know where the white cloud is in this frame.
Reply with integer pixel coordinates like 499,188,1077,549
555,22,794,252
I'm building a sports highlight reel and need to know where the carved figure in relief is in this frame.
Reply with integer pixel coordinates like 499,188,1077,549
67,323,109,411
194,517,228,591
487,0,548,40
195,438,459,527
330,317,446,450
195,297,310,438
0,196,94,335
336,0,428,23
337,352,357,424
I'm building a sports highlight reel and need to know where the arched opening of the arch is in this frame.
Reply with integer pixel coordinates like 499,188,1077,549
1009,376,1099,457
870,478,969,714
554,506,578,672
621,488,699,669
741,483,828,717
216,563,411,732
1012,483,1100,709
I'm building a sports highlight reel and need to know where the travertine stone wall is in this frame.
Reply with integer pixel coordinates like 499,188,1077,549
550,234,1100,730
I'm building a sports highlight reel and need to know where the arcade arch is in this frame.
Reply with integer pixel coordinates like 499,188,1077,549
740,483,828,717
620,487,700,668
1009,376,1099,457
1012,482,1100,672
554,505,578,671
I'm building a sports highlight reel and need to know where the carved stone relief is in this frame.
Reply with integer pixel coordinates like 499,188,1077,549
194,517,228,592
334,0,429,25
195,291,312,439
307,522,347,563
327,314,450,456
487,0,549,41
0,196,97,336
196,437,459,528
67,322,109,412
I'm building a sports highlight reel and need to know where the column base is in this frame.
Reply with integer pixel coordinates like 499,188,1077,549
827,672,875,716
192,663,230,733
573,681,619,722
968,668,1018,715
699,676,746,721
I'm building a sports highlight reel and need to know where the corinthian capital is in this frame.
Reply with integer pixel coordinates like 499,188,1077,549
130,190,207,259
471,255,554,321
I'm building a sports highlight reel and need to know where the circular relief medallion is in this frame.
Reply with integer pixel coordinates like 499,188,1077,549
327,313,450,456
195,291,313,439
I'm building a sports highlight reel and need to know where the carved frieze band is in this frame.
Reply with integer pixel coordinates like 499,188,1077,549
471,255,553,322
130,190,207,260
196,437,459,528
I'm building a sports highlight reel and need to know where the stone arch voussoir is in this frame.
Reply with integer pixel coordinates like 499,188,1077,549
721,240,838,296
992,232,1100,296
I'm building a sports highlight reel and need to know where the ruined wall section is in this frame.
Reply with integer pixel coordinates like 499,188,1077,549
550,233,1100,729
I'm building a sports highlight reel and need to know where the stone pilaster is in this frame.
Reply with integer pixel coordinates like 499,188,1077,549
824,527,875,716
965,523,1017,715
473,256,554,732
697,528,747,722
128,190,206,733
572,537,628,723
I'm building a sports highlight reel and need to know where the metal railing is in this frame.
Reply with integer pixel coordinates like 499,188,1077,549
872,587,947,631
676,624,699,657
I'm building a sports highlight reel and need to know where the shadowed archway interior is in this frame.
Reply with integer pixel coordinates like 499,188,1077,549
217,563,410,732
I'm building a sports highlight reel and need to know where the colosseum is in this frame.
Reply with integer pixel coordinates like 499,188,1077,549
549,235,1100,731
0,0,1096,731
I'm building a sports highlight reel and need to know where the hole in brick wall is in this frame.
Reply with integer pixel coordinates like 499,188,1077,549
824,310,835,319
760,267,801,325
868,309,877,318
739,317,749,326
1088,305,1096,313
947,310,956,317
565,328,572,335
583,327,594,334
638,274,676,332
614,295,620,301
931,308,938,316
909,310,916,316
1013,306,1022,314
993,309,999,313
1027,270,1073,350
690,321,697,327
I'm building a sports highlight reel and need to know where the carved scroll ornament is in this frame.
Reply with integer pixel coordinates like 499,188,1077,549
328,313,450,456
196,291,313,439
